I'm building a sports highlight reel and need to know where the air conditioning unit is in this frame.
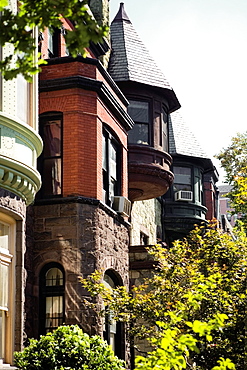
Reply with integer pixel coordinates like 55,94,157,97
175,190,193,202
112,196,132,217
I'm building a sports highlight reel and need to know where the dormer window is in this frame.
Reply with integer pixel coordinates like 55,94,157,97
128,100,150,145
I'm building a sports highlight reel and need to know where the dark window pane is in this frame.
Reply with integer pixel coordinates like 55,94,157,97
162,110,168,151
42,158,62,196
45,295,63,332
102,134,107,171
173,183,192,192
43,120,61,157
46,268,63,286
128,101,149,123
38,114,62,198
173,167,191,185
128,123,149,145
102,129,120,205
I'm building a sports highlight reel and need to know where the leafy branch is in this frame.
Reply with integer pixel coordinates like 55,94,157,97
0,0,109,81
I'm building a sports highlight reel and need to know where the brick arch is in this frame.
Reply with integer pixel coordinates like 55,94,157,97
39,94,72,114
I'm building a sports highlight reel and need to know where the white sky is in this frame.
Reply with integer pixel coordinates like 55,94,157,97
110,0,247,184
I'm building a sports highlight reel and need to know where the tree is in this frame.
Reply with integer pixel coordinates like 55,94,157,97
216,131,247,226
134,316,236,370
0,0,108,81
81,223,247,369
14,325,125,370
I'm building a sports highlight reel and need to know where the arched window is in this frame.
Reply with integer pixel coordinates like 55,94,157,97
38,112,62,198
103,271,125,360
39,263,65,335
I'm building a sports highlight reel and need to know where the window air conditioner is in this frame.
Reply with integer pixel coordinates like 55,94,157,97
112,196,131,217
175,190,193,202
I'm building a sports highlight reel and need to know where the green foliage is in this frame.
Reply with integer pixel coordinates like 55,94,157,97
135,316,235,370
14,325,125,370
216,132,247,225
81,223,247,369
0,0,108,81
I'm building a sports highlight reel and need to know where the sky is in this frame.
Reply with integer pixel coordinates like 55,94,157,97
109,0,247,184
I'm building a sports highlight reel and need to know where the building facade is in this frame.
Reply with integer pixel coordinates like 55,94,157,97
162,111,219,243
0,1,220,367
0,0,42,365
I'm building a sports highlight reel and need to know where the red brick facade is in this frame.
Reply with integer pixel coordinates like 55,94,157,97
39,60,129,200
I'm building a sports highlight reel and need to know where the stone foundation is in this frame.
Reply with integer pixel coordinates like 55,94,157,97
25,197,130,340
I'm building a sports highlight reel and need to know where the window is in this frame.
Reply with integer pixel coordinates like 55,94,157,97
48,28,60,58
39,263,65,335
102,128,121,205
140,231,149,245
103,272,124,360
128,100,150,145
194,167,203,203
16,74,29,123
0,217,15,364
38,113,62,198
0,223,10,361
161,108,168,151
173,166,192,192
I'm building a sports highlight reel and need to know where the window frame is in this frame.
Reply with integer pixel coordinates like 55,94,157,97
173,166,192,192
102,127,122,206
0,214,16,364
38,112,63,199
48,27,61,58
127,99,151,146
103,270,125,360
39,262,65,335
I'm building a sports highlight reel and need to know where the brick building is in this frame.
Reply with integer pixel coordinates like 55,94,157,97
0,1,220,367
0,0,42,365
163,111,219,242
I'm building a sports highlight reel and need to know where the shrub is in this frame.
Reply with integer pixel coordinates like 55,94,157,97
14,325,125,370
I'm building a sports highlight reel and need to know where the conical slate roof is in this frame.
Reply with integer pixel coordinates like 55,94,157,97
109,3,180,112
169,110,209,159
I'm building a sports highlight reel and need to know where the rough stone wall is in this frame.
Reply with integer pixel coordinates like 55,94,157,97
130,199,162,246
25,199,129,339
129,245,157,356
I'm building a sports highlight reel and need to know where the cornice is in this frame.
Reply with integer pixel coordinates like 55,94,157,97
0,156,41,206
39,75,134,132
34,196,131,228
42,56,129,106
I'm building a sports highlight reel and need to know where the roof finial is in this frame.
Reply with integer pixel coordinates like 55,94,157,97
112,2,131,23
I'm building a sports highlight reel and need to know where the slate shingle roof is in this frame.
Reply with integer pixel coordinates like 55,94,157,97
108,3,180,111
169,110,209,159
